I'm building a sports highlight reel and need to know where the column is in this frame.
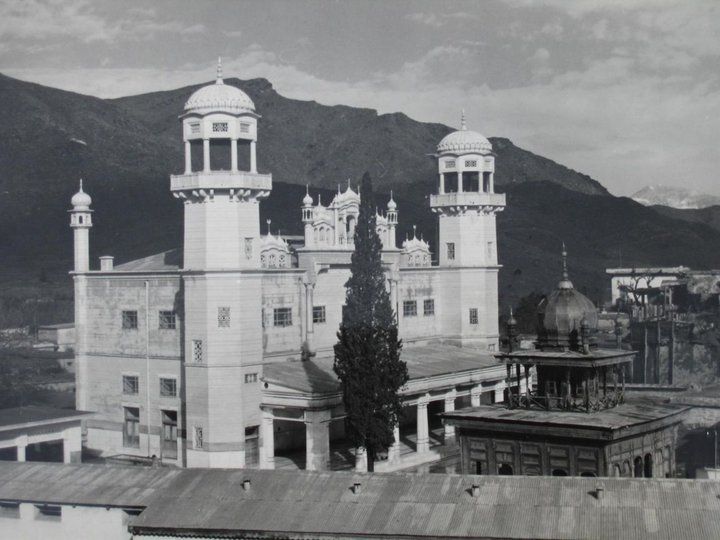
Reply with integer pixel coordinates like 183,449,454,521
390,278,399,324
494,381,505,403
470,384,482,407
388,424,401,463
457,163,464,192
355,446,367,472
184,141,192,173
304,282,315,351
439,173,445,194
230,138,238,171
15,435,27,462
489,172,494,193
444,390,457,441
416,394,430,454
305,409,331,471
62,427,82,463
202,138,210,172
250,140,257,173
259,409,275,469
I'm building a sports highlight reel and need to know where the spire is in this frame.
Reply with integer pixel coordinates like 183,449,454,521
461,109,467,131
79,178,84,192
266,219,271,235
558,242,574,289
216,56,224,84
412,224,417,239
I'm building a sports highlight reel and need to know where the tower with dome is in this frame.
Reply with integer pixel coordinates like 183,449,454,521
68,62,522,471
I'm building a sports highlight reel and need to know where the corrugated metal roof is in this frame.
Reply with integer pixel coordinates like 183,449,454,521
2,463,720,539
263,344,499,395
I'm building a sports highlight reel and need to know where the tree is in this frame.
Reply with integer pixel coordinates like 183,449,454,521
333,172,408,472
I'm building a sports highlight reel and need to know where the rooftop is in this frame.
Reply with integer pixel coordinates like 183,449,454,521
112,249,181,272
444,401,688,435
497,348,636,367
3,463,717,539
263,343,500,395
0,406,89,430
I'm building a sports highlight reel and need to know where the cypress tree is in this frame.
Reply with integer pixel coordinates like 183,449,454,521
333,172,408,472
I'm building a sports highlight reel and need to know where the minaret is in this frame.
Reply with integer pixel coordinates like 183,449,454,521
386,191,398,248
69,179,93,272
173,60,272,468
302,185,314,247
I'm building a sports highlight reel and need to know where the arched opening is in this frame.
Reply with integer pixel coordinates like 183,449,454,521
633,456,643,478
498,463,513,475
623,460,631,477
444,172,458,193
346,215,356,238
463,171,479,192
613,464,622,477
644,453,653,478
580,472,597,477
552,469,568,477
475,461,482,475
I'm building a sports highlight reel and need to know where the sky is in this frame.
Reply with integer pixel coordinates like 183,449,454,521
1,0,719,197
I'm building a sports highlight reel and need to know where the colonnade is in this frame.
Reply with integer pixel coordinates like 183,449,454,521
184,139,257,174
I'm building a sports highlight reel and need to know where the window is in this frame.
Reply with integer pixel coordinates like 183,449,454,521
465,159,478,167
192,339,203,363
122,375,139,395
123,407,140,448
445,160,456,168
469,308,479,325
212,122,228,133
423,299,435,316
35,505,61,521
190,122,200,134
161,410,178,459
218,306,231,328
403,300,417,317
0,501,20,519
498,464,514,476
194,426,204,449
244,373,258,384
159,310,176,330
446,242,455,261
122,310,138,330
240,122,250,133
245,238,253,259
313,306,326,324
488,343,496,352
273,307,292,327
160,377,177,398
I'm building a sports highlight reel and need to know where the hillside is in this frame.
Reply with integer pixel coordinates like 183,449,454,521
2,72,720,327
651,205,720,235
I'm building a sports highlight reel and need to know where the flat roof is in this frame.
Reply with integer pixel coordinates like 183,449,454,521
37,323,74,330
263,344,499,395
0,406,89,430
444,401,688,433
2,462,719,539
497,348,635,367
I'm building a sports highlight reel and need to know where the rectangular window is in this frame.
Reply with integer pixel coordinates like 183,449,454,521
273,307,293,327
161,410,178,460
123,407,140,448
194,426,203,449
403,300,417,317
122,310,138,330
423,299,435,316
0,501,20,519
218,306,231,328
160,377,177,398
212,122,228,133
469,308,479,325
447,243,455,261
192,339,203,363
244,373,258,384
313,306,326,324
35,505,61,521
122,375,139,395
159,310,176,330
240,122,250,133
445,160,456,168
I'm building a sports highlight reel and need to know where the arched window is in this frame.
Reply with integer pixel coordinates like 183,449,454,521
319,228,325,243
623,460,631,477
475,461,482,475
580,472,597,478
644,453,653,478
498,463,513,476
634,456,643,478
614,464,622,477
552,469,568,477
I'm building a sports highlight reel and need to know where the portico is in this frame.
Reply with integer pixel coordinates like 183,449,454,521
259,344,521,472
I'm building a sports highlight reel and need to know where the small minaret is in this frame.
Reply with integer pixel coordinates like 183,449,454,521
69,179,93,272
302,185,314,247
386,191,398,248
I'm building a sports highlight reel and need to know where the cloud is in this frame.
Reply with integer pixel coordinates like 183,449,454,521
404,11,478,28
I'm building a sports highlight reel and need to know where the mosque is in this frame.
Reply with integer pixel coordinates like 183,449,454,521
69,61,523,471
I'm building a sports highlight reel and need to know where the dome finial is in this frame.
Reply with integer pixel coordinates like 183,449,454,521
79,178,84,192
412,224,417,238
461,109,467,130
561,242,568,281
266,218,272,235
216,56,224,84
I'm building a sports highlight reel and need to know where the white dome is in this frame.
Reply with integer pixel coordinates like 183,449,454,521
387,194,397,210
303,187,313,206
437,128,492,155
184,80,255,115
71,181,92,209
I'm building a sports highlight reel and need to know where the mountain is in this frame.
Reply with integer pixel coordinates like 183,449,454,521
631,185,720,210
2,72,720,327
651,204,720,235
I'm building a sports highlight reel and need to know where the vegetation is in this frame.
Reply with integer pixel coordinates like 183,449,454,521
334,172,408,472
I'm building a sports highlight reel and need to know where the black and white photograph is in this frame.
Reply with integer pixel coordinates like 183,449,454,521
1,1,720,538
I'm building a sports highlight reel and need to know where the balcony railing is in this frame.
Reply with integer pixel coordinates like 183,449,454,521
170,171,272,192
430,191,506,208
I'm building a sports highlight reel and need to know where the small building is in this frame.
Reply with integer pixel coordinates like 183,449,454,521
445,250,688,478
1,462,720,540
0,406,88,464
36,323,75,353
